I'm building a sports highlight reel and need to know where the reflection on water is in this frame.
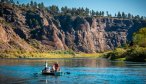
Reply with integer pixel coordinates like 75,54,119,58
0,58,110,67
0,58,146,84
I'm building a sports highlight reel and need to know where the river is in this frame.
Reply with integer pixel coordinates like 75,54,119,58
0,58,146,84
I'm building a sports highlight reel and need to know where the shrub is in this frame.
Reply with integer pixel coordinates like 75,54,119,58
103,48,126,60
125,47,146,62
133,27,146,47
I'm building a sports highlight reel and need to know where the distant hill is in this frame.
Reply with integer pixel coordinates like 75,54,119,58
0,1,146,53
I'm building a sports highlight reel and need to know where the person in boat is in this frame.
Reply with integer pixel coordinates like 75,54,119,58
52,62,60,72
42,61,50,73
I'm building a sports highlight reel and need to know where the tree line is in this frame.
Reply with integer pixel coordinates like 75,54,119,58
0,0,146,20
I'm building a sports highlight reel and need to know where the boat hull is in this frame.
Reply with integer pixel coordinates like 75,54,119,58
42,71,63,76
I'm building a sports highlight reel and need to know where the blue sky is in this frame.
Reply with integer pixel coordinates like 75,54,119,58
14,0,146,16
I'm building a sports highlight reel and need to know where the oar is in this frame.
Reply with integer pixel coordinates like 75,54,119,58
65,72,71,74
33,71,42,76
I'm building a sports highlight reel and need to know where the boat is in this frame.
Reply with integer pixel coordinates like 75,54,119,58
42,70,63,76
42,61,63,76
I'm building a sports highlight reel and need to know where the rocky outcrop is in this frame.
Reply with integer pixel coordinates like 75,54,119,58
0,23,33,51
0,3,146,52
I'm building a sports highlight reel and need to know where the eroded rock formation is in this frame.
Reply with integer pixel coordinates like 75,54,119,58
0,3,146,52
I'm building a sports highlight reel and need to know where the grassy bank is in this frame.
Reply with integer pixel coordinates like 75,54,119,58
103,46,146,62
1,47,145,62
0,50,102,58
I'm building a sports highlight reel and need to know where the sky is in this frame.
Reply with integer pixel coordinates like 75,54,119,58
14,0,146,16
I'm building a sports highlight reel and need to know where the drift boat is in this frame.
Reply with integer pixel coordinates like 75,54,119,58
42,70,63,76
42,61,63,76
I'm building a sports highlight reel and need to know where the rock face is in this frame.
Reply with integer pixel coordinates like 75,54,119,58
0,3,146,52
0,23,33,51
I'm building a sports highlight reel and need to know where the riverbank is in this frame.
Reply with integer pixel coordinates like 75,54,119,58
103,47,146,62
1,47,146,62
0,50,102,58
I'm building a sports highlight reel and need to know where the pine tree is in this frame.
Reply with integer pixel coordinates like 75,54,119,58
91,10,95,16
0,0,5,3
99,11,102,16
17,1,19,4
49,5,59,15
34,2,37,8
109,14,112,17
134,15,140,20
106,11,109,16
101,11,104,16
26,3,30,8
39,2,44,9
122,12,126,18
128,13,132,19
61,6,68,15
96,11,99,16
71,8,76,16
85,8,89,16
29,19,32,27
30,1,34,7
117,12,121,18
3,0,8,3
10,0,14,4
115,13,117,17
22,3,25,7
140,16,144,20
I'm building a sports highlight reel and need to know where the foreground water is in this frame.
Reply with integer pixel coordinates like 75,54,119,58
0,58,146,84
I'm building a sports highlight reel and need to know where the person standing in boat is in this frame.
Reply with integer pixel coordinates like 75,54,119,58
42,61,50,73
52,62,60,72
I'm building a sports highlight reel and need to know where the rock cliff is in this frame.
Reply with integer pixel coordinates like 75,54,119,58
0,3,146,52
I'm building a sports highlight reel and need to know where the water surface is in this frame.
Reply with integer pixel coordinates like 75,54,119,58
0,58,146,84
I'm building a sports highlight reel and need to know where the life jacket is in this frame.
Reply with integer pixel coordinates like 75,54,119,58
54,63,59,69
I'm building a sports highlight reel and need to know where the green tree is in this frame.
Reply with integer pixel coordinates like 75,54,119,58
140,16,144,20
17,1,19,4
26,3,30,8
31,18,38,27
106,11,109,16
71,8,77,16
29,19,33,27
117,12,122,18
91,10,95,16
108,14,112,17
134,15,140,20
49,5,59,15
34,2,37,8
99,11,102,16
21,3,25,7
61,6,68,15
115,13,117,17
38,2,44,9
122,12,126,18
0,0,5,3
96,11,99,16
101,11,104,16
133,27,146,47
85,8,89,16
10,0,14,4
30,1,34,6
4,0,8,3
128,13,132,19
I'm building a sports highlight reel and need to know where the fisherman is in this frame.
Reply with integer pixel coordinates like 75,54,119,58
42,61,50,73
52,62,60,72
